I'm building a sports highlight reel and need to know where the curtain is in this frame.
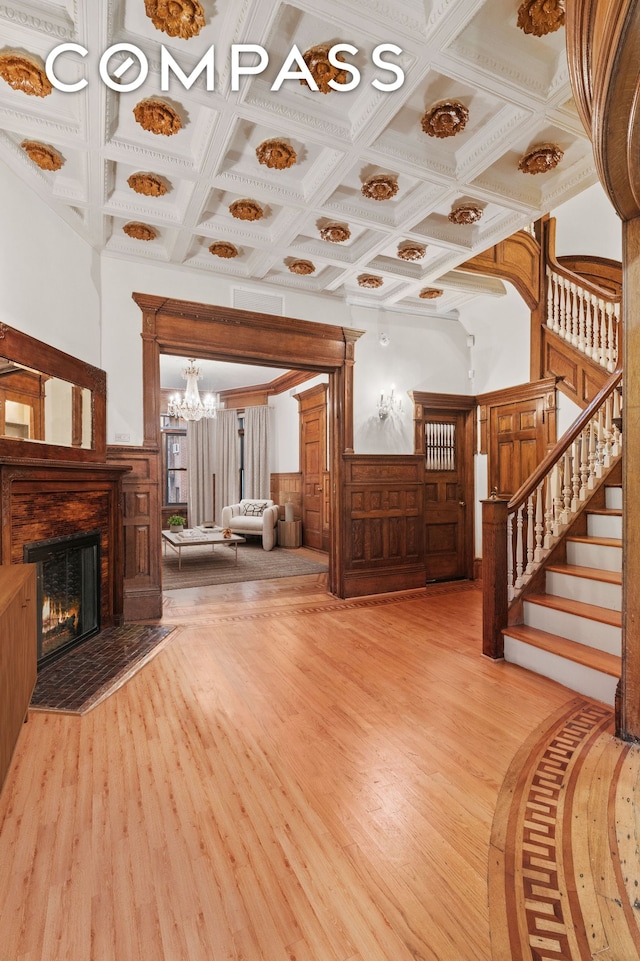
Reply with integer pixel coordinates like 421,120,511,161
243,405,271,499
187,409,239,526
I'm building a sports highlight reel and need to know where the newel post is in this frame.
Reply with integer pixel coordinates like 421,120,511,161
482,494,510,659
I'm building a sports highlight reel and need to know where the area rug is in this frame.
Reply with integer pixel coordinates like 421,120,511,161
162,540,329,590
30,624,175,715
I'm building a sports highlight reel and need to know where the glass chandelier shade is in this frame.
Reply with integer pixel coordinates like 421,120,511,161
167,359,222,421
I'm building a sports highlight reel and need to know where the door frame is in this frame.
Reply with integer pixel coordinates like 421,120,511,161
294,382,329,551
409,391,476,581
134,293,363,597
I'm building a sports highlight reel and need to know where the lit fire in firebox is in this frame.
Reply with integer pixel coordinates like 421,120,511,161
42,595,80,652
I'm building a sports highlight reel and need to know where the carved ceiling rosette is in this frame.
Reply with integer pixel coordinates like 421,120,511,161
448,203,483,225
300,44,350,94
357,274,383,288
421,100,469,138
255,139,297,170
288,259,316,275
361,174,399,202
144,0,205,39
127,172,168,197
517,0,565,36
419,287,443,299
208,241,239,259
123,222,158,241
0,52,52,97
319,222,351,243
229,199,264,221
518,143,564,174
133,99,182,136
397,242,426,261
20,140,64,171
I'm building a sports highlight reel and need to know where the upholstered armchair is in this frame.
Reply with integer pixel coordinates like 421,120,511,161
220,499,279,551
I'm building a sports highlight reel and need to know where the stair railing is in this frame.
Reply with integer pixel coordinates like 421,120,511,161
544,222,621,372
482,368,622,658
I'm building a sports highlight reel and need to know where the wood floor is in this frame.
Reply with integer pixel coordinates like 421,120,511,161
0,573,638,960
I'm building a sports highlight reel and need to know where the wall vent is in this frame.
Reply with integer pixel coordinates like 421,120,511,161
233,288,284,316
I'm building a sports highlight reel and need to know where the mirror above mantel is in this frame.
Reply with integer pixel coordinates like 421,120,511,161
0,323,106,461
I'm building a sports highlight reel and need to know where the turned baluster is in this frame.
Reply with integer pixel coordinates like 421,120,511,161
612,388,622,455
546,266,554,329
584,293,593,358
613,303,620,367
571,440,581,511
577,288,586,353
552,463,563,536
552,273,560,334
603,396,613,467
507,512,514,601
588,422,597,488
562,451,572,524
514,505,524,590
544,472,555,548
598,298,607,367
606,302,615,371
534,481,545,562
570,282,578,346
580,425,590,499
524,494,535,579
596,407,605,477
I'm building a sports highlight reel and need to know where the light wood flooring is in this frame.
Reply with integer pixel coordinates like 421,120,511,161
0,572,638,960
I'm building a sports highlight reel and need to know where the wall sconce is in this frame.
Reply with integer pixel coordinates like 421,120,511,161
378,385,404,420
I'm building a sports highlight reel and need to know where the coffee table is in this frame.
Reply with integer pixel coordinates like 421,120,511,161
162,527,245,570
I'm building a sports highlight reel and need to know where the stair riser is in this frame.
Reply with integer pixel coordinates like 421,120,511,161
606,487,622,510
587,513,623,539
566,540,621,572
545,571,621,612
503,636,617,706
524,602,621,655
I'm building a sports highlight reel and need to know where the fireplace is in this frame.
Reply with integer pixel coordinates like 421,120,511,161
24,530,101,667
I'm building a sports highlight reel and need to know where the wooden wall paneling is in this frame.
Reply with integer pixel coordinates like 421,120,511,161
270,473,303,520
107,447,162,621
457,229,542,309
542,327,609,406
341,455,425,597
295,383,329,551
477,379,559,498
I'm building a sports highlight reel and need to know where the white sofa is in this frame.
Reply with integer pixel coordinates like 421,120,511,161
220,499,279,551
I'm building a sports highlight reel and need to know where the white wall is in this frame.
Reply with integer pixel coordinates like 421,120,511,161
349,304,471,454
0,160,101,364
270,373,328,474
552,182,622,260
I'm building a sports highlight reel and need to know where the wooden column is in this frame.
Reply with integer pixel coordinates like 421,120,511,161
342,329,360,454
481,497,509,659
621,216,640,738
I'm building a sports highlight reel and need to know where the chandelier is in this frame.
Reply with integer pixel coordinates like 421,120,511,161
167,359,222,421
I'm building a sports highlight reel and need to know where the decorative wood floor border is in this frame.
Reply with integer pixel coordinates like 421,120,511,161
488,697,640,961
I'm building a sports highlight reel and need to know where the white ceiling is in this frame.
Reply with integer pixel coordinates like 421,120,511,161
0,0,595,325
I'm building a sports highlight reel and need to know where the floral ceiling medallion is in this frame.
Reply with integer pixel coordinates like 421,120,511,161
448,203,483,225
289,260,315,275
358,275,383,289
419,287,443,299
517,0,565,36
208,241,239,259
229,199,264,221
0,52,52,97
421,100,469,138
300,44,350,94
320,223,351,243
133,99,182,136
123,222,158,241
127,172,168,197
361,174,399,202
256,139,297,170
144,0,205,39
397,243,426,262
518,143,564,174
20,140,64,171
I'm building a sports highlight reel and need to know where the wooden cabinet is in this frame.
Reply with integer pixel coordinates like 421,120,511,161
0,565,37,796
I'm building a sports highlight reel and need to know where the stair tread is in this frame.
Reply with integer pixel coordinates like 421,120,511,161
566,534,622,547
504,624,621,678
526,592,622,627
546,563,622,585
587,508,622,517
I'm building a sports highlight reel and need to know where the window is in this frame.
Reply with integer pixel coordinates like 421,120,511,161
163,429,187,506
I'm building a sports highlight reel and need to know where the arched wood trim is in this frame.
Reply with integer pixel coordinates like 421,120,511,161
133,293,364,598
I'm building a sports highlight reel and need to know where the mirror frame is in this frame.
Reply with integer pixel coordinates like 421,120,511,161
0,322,106,461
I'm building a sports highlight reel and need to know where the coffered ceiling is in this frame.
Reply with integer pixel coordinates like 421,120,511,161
0,0,594,318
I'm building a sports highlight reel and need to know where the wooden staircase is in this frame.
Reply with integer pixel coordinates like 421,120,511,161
502,480,621,705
